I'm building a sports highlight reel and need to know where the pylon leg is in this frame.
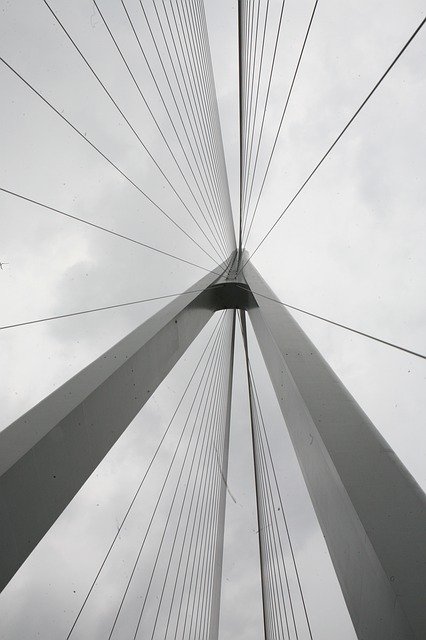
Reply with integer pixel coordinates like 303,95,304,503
0,262,228,592
244,260,426,640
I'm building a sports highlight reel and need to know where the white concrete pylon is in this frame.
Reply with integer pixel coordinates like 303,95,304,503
0,251,425,640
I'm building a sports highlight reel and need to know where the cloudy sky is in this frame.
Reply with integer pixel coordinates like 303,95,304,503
0,0,425,638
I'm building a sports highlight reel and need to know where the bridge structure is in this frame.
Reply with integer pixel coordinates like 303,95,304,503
0,1,425,639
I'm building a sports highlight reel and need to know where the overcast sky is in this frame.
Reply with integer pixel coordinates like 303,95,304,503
0,0,425,638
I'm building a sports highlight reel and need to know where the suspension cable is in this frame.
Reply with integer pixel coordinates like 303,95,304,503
240,310,269,639
168,0,230,253
243,15,426,265
193,0,237,252
65,312,225,638
155,0,225,243
250,363,315,639
137,0,230,257
183,0,235,256
130,320,227,640
242,0,270,237
147,317,228,639
0,57,219,266
176,0,232,257
242,0,261,222
0,188,222,277
118,0,227,261
239,285,426,360
244,0,320,245
241,0,288,236
107,319,226,639
43,0,224,264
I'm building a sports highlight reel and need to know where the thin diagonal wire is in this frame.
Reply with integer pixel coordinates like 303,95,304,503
0,188,222,276
169,0,230,251
250,364,315,639
91,0,226,263
197,357,228,640
238,309,286,640
198,315,233,639
238,286,426,360
172,0,229,231
241,0,255,215
184,434,220,640
242,0,270,236
0,291,213,334
237,0,246,256
153,1,225,232
43,0,223,264
137,0,229,257
242,0,261,220
194,0,237,251
188,329,228,638
119,0,227,261
241,0,258,232
174,338,227,640
177,0,232,257
244,0,320,246
242,0,287,230
182,341,226,640
138,0,213,217
177,363,225,640
0,57,217,266
240,310,269,639
184,0,235,254
241,0,288,236
196,422,224,639
166,448,214,638
106,319,226,640
244,15,426,265
148,323,227,640
239,0,252,217
166,316,229,639
248,367,285,639
131,324,226,640
254,403,296,639
191,444,222,640
159,0,226,247
160,333,224,639
65,312,225,639
259,432,285,640
165,0,227,236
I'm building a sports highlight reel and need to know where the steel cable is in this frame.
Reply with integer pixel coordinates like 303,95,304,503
137,0,229,257
185,0,236,255
250,364,315,639
242,0,270,236
119,0,227,261
177,0,232,257
238,285,426,360
106,318,226,639
153,0,224,240
0,188,222,277
0,57,218,266
147,320,228,639
193,0,237,252
65,311,225,638
43,0,224,264
241,0,288,238
168,0,229,252
243,15,426,265
244,0,320,246
130,323,227,639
